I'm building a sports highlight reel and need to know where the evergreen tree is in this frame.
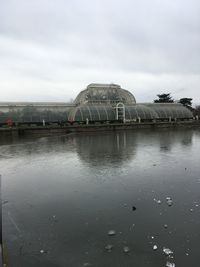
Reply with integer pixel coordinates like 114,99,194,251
154,93,174,103
179,98,192,107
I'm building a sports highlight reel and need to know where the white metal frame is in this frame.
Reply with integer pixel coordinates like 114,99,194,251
116,103,125,122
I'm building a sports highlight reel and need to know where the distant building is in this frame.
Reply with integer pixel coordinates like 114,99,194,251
0,83,193,124
68,83,193,122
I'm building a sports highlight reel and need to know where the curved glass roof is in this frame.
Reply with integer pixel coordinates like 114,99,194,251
74,83,136,105
125,105,158,120
68,105,116,121
144,103,193,119
68,103,193,121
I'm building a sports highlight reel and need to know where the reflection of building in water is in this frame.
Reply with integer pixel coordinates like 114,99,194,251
155,129,193,151
74,129,194,166
74,131,138,166
0,130,194,166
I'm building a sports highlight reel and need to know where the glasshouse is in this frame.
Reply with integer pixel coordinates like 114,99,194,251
0,83,193,125
68,83,193,122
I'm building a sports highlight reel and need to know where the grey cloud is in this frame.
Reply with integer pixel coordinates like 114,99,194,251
0,0,200,103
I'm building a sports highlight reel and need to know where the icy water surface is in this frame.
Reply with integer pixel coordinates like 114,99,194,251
1,129,200,267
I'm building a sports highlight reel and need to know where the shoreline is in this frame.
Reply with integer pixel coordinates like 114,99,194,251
0,121,200,137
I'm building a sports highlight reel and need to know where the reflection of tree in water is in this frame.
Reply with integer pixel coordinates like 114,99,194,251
74,131,138,166
193,130,200,139
156,129,193,151
180,132,193,146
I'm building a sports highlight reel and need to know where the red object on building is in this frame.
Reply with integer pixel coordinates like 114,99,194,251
6,118,13,127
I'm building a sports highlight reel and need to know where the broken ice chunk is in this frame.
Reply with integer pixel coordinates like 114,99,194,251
105,244,113,252
153,245,158,250
108,230,116,236
166,197,173,206
163,247,173,256
154,198,162,204
123,246,130,253
166,261,175,267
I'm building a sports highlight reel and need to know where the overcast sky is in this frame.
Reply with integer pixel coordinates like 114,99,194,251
0,0,200,104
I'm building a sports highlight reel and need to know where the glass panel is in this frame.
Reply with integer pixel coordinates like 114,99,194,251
96,106,107,121
89,106,99,121
125,107,131,120
75,109,82,121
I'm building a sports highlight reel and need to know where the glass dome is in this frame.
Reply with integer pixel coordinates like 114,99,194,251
74,83,136,105
68,84,193,122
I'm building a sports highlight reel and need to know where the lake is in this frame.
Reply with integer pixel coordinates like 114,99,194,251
1,129,200,267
